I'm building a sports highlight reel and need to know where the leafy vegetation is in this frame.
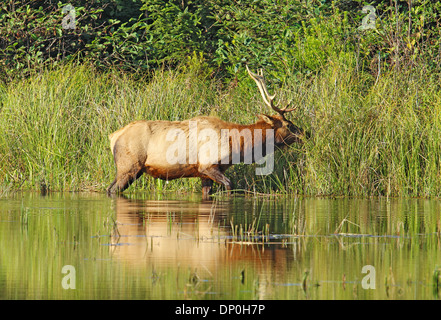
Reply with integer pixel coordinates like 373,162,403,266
1,0,440,80
1,0,441,197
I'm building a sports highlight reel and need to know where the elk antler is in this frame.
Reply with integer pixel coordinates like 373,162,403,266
246,65,296,116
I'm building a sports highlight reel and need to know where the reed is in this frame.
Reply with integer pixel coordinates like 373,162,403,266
1,59,441,197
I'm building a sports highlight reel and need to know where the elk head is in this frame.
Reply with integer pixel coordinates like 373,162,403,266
246,65,307,147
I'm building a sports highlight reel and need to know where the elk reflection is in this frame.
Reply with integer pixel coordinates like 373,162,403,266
109,196,230,265
109,196,298,298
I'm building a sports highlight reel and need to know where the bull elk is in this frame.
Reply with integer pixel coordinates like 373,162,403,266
107,66,307,198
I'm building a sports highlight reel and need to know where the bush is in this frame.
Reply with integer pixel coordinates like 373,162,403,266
1,1,440,81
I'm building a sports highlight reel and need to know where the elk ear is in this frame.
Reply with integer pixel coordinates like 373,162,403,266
257,114,274,125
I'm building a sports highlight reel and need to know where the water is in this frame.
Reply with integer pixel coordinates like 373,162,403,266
0,192,440,300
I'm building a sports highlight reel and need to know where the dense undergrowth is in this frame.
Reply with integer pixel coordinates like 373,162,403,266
1,57,440,197
1,1,441,197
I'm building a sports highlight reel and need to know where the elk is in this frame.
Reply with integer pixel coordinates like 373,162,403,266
107,66,307,199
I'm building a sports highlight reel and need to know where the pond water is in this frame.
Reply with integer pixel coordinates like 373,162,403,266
0,192,440,300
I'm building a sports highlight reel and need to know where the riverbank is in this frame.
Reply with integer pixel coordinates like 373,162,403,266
1,59,440,197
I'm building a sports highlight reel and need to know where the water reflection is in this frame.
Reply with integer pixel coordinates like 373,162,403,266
109,196,298,299
105,196,441,300
110,196,230,266
0,193,440,299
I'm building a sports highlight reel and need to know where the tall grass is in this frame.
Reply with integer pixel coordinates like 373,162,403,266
0,62,225,192
1,59,441,197
296,59,441,197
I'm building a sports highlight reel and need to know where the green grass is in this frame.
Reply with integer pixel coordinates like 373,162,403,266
302,60,441,197
1,58,441,197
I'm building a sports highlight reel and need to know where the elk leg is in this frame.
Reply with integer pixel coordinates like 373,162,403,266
201,178,213,200
107,165,143,194
200,167,233,195
107,179,117,194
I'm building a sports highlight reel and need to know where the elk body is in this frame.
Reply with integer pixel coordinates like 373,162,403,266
107,67,306,198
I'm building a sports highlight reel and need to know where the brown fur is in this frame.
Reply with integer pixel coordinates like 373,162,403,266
107,114,305,199
107,68,307,198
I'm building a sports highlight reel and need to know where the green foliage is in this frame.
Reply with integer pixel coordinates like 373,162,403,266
0,61,223,192
1,0,441,81
213,2,356,82
353,0,441,74
140,1,208,66
1,60,441,197
1,0,441,197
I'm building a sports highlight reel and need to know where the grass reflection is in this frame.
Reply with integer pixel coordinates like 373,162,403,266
0,193,440,299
